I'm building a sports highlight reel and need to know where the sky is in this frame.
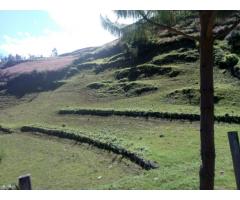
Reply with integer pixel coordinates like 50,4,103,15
0,10,131,57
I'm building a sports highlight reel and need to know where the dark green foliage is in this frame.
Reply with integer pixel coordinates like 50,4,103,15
87,82,106,89
167,88,199,105
151,50,199,65
214,41,240,79
121,82,158,96
108,82,158,96
232,64,240,77
115,64,177,81
101,11,198,44
109,82,158,96
168,70,180,77
214,45,226,65
227,30,240,52
87,81,158,97
167,88,223,105
129,85,158,96
20,126,158,170
219,54,239,69
0,125,12,134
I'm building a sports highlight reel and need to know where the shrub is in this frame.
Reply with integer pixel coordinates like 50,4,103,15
0,125,12,134
231,64,240,79
87,82,105,89
126,85,158,96
227,30,240,51
219,54,239,69
151,50,199,65
167,88,223,105
87,81,158,97
115,64,177,81
214,45,225,65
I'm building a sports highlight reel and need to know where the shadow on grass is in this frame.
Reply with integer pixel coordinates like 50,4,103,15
4,69,67,98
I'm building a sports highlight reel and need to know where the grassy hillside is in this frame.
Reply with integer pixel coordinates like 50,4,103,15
0,19,240,189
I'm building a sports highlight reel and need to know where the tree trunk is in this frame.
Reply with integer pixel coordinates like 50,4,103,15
199,11,216,190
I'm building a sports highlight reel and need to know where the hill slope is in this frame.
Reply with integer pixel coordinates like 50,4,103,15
0,19,240,189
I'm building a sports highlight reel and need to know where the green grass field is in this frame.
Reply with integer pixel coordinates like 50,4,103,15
0,131,141,189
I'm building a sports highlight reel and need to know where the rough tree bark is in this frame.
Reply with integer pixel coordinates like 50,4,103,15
199,11,216,190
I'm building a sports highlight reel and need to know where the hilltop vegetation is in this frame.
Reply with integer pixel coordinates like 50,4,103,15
0,15,240,189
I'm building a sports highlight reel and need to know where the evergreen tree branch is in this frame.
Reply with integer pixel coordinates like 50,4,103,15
138,11,199,42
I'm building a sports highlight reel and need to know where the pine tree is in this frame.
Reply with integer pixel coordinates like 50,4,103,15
101,10,240,189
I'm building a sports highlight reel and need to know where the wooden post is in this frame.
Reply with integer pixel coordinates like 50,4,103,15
18,174,32,190
228,131,240,190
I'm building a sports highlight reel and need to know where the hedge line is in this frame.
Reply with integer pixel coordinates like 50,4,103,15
0,125,12,134
59,108,240,124
20,126,158,170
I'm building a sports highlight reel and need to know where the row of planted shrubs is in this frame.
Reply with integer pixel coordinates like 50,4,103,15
0,125,12,134
20,126,158,170
59,108,240,124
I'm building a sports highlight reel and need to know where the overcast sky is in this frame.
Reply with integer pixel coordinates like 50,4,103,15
0,10,133,57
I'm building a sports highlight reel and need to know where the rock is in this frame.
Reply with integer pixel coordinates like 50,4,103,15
97,176,102,180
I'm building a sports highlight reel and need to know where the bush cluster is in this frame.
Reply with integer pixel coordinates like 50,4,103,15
219,53,239,69
152,50,199,66
227,30,240,51
115,64,175,81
